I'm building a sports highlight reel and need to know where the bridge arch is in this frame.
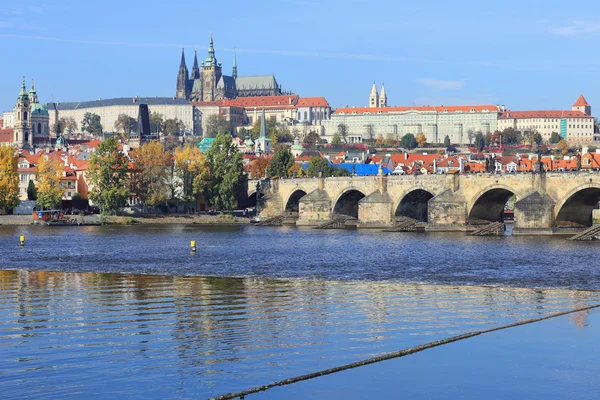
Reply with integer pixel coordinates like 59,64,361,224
394,187,435,222
333,188,366,218
284,188,308,214
555,183,600,227
468,184,522,223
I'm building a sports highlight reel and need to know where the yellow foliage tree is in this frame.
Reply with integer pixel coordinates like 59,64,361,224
557,139,569,156
247,156,269,179
416,132,427,148
130,141,171,208
0,145,20,213
174,145,206,202
36,156,64,209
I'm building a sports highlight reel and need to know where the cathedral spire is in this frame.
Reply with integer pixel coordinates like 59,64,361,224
191,50,200,79
232,49,238,80
18,76,28,101
29,78,39,104
379,83,387,107
180,48,186,67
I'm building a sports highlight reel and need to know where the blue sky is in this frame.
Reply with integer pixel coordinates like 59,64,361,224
1,0,599,114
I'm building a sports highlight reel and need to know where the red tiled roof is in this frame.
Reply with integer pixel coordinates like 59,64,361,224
296,97,330,108
334,105,499,115
231,95,299,109
499,110,592,119
0,128,13,143
573,94,590,107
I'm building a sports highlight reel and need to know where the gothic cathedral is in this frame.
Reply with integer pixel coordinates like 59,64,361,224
176,35,283,102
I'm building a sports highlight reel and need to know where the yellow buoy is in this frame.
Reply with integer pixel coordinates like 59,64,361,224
191,240,196,254
20,235,25,247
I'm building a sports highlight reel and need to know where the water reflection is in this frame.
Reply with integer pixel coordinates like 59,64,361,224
1,270,599,398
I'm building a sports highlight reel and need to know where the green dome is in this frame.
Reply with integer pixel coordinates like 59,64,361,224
31,103,48,115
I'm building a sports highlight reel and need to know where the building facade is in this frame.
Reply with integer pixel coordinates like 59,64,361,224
497,95,595,144
323,105,500,144
176,35,284,102
47,97,198,136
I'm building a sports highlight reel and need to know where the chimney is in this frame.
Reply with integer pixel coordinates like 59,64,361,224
405,152,408,160
433,159,437,174
459,157,465,174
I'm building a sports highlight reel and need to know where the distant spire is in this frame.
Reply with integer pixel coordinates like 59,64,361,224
259,103,267,139
18,76,28,101
191,50,200,79
379,83,387,107
180,48,186,67
369,81,379,107
232,48,238,80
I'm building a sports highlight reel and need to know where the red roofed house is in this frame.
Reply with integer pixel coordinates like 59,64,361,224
498,95,594,144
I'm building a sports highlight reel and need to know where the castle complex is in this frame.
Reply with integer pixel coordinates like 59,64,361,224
176,35,283,102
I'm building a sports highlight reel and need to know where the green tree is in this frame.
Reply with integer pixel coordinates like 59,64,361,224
337,124,349,143
443,135,451,148
205,114,232,138
331,134,343,144
502,128,522,145
305,156,349,177
549,131,562,144
400,133,417,150
163,119,184,136
0,145,20,213
267,146,294,178
81,112,103,136
194,133,246,211
27,179,37,201
305,131,320,144
474,132,485,151
484,132,492,147
114,113,137,136
36,156,63,210
87,137,129,214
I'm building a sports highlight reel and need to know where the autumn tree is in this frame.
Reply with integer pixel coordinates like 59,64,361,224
36,156,63,209
194,133,246,211
0,146,20,213
267,145,294,178
173,145,206,203
205,114,232,138
247,156,269,179
557,139,569,156
87,136,129,214
114,114,137,136
81,112,103,136
416,132,427,147
288,163,305,178
130,141,172,209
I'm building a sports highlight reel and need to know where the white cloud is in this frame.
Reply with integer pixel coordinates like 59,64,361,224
550,20,600,37
417,78,465,91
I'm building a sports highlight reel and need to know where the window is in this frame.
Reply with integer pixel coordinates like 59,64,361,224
38,123,41,134
304,111,307,120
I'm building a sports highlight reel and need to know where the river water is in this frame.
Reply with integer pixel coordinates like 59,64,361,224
1,225,600,398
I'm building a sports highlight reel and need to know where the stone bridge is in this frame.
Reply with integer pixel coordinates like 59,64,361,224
249,171,600,234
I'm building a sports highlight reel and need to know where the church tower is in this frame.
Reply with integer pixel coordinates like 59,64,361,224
176,48,190,99
573,94,591,116
369,82,379,107
13,78,32,148
379,83,387,107
200,34,222,102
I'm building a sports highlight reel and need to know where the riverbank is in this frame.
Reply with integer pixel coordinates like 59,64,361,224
0,214,251,226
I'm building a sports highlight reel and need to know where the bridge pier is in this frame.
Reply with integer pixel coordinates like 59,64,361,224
512,191,556,235
297,189,332,226
426,190,469,232
357,190,394,229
